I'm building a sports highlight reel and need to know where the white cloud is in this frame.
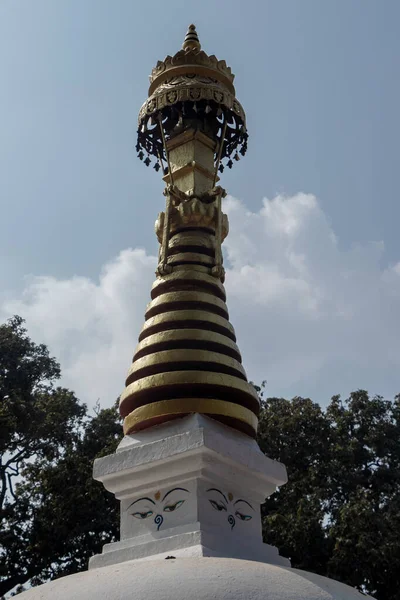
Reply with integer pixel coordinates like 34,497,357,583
223,194,400,400
1,194,399,409
1,249,157,408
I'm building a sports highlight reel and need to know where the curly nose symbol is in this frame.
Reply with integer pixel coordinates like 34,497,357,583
154,514,163,531
228,514,236,530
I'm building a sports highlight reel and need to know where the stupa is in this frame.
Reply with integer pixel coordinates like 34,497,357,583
21,25,373,600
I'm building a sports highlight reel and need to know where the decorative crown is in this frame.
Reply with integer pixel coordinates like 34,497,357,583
149,50,235,90
149,24,235,93
136,25,248,174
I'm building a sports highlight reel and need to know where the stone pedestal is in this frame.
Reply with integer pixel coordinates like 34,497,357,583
89,414,290,569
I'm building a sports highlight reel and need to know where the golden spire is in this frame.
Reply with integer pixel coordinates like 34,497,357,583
121,27,256,438
182,24,201,51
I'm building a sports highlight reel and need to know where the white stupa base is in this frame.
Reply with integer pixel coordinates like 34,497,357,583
89,522,290,569
90,414,289,570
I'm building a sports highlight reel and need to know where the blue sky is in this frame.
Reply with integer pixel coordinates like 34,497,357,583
1,0,399,408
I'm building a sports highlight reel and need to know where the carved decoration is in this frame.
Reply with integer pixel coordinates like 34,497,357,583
207,488,254,531
139,82,244,123
154,186,228,281
155,186,229,244
149,49,235,88
127,487,190,531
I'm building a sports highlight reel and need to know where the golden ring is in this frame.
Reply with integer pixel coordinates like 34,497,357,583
123,398,258,436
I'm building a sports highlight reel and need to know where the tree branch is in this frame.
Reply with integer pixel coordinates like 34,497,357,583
0,462,9,511
4,448,28,470
7,472,17,502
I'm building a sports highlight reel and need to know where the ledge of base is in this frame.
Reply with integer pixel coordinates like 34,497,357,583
89,528,290,570
94,414,287,501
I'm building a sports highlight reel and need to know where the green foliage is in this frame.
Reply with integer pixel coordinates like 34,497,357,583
257,383,400,600
0,317,121,597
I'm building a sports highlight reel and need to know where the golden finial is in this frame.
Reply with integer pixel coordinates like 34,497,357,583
155,490,161,501
182,24,201,51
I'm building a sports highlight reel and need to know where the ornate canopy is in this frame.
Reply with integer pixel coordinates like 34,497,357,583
136,25,248,173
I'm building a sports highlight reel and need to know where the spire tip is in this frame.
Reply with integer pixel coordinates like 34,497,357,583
182,24,201,51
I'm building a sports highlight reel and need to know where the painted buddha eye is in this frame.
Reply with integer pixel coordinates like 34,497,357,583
164,500,185,512
132,510,153,519
235,511,252,521
209,499,227,512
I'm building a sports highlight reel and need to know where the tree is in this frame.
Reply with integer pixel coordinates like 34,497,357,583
325,392,400,599
0,317,120,597
257,388,333,574
257,383,400,600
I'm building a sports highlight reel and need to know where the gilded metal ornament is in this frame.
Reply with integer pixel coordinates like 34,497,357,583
136,24,248,172
121,25,257,438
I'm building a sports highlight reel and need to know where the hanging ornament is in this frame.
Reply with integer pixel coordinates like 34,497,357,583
218,164,224,173
138,151,144,161
154,162,160,172
234,153,240,161
144,156,151,167
227,159,233,169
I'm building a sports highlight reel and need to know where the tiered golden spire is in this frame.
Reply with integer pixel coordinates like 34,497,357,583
120,26,257,437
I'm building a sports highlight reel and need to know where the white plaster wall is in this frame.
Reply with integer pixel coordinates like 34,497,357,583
92,415,288,566
18,557,375,600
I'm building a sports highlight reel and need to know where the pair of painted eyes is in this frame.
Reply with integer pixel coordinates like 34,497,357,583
132,499,185,520
209,500,252,521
